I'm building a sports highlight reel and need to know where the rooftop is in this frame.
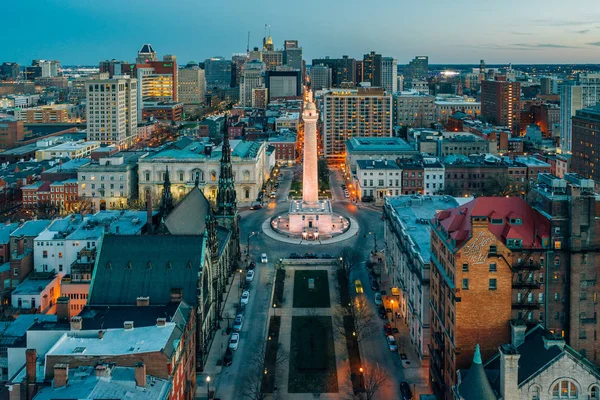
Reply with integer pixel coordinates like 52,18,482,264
77,302,189,331
0,222,19,243
12,276,57,296
386,195,463,263
40,141,100,153
10,220,51,238
0,314,57,347
357,159,400,170
346,137,416,153
33,365,171,400
47,323,178,357
44,158,91,173
514,156,551,168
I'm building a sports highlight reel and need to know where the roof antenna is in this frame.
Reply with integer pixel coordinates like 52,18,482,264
246,31,250,54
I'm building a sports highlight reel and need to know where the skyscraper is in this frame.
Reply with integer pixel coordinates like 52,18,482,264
363,51,382,87
232,53,249,87
262,51,284,71
204,57,233,89
322,87,393,162
265,70,301,99
0,62,20,80
136,44,157,63
86,76,138,148
481,77,521,134
239,60,265,107
559,83,583,153
311,56,356,87
571,104,600,181
283,40,302,71
310,65,332,90
404,56,429,80
381,57,398,93
178,64,206,105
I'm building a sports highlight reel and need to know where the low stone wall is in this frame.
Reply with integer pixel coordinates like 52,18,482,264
281,259,340,267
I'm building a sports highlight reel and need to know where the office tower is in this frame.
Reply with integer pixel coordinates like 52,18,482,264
479,59,486,74
178,65,206,104
355,61,363,84
404,56,429,80
0,62,20,80
312,56,356,87
263,35,274,51
204,57,233,89
393,91,435,127
232,53,249,87
559,83,583,153
86,76,138,148
262,51,284,71
572,104,600,181
540,77,552,95
381,57,398,93
322,87,393,162
310,65,332,90
239,60,265,107
252,88,268,109
397,75,404,92
265,70,301,99
481,77,521,133
249,47,262,62
99,59,126,77
136,44,157,63
33,60,60,78
363,51,382,87
283,40,302,71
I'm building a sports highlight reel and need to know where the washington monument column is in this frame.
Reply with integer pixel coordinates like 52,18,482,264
302,94,319,203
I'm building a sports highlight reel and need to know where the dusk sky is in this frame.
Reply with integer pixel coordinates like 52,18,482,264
4,0,600,65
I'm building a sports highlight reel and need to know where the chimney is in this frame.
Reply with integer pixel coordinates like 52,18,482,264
499,344,520,400
134,362,146,387
70,316,82,331
95,363,112,378
156,317,166,327
124,321,134,330
56,296,70,322
16,235,24,256
146,190,153,234
136,296,150,307
53,364,69,388
98,330,104,340
510,319,526,347
25,349,36,384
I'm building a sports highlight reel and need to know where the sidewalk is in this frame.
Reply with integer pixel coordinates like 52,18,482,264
196,272,243,399
372,255,431,397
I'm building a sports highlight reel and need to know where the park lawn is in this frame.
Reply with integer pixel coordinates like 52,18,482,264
293,270,330,308
288,316,338,393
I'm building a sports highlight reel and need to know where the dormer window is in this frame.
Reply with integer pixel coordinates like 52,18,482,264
490,218,503,224
506,239,522,249
509,218,522,225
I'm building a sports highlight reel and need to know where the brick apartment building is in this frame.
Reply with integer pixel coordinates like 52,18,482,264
481,77,521,134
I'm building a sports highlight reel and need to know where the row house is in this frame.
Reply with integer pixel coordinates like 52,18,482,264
356,160,402,203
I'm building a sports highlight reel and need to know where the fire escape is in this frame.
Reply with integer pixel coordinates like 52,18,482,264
511,251,543,324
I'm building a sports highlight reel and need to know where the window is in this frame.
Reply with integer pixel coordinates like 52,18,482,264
490,218,503,224
554,240,561,249
489,279,497,290
489,245,497,254
43,251,48,259
552,380,577,398
489,263,497,272
13,268,18,277
462,263,469,272
462,279,469,290
531,385,540,400
591,386,599,399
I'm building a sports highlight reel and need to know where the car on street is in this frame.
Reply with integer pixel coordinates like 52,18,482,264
245,270,254,282
250,202,263,210
233,315,244,332
383,323,392,336
269,191,276,198
289,253,303,259
229,333,240,350
261,253,268,263
374,292,383,305
387,335,398,352
223,348,234,366
354,279,364,294
400,381,413,400
378,304,387,319
240,291,250,305
247,261,256,270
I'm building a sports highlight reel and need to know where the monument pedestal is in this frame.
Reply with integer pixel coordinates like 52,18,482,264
288,200,334,240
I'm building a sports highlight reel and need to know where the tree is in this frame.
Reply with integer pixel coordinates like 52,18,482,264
344,363,389,400
339,247,363,281
333,297,376,344
240,341,289,400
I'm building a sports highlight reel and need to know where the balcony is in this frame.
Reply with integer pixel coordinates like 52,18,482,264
512,280,541,289
515,261,542,271
512,301,541,310
433,332,445,349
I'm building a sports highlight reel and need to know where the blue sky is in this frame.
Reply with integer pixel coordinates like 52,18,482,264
3,0,600,65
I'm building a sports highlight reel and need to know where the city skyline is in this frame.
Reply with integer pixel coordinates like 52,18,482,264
4,0,600,65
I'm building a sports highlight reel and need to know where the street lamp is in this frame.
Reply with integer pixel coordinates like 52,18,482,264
206,376,211,399
246,231,260,256
391,299,396,326
273,303,277,317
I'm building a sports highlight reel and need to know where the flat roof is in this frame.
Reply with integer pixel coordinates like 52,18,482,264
10,220,51,238
346,137,416,153
357,160,400,170
47,323,177,356
40,141,100,152
515,156,551,168
12,276,57,296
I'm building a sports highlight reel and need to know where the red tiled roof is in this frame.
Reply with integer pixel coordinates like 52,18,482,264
434,197,550,249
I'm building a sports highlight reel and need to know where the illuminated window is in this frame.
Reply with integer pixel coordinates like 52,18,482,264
554,241,561,249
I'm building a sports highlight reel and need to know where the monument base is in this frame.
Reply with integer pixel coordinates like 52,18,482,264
270,199,350,241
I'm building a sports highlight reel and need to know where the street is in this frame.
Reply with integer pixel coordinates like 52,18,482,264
214,166,413,399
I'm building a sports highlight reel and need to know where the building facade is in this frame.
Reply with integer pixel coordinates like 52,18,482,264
394,91,436,128
481,78,521,134
178,66,206,105
571,104,600,182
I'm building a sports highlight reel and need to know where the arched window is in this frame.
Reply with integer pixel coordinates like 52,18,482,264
591,386,599,399
177,170,184,182
210,171,217,181
244,188,250,199
552,380,578,398
243,170,250,181
530,385,541,400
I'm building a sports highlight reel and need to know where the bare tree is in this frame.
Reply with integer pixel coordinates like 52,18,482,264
332,297,376,344
344,363,389,400
240,340,289,400
339,247,363,280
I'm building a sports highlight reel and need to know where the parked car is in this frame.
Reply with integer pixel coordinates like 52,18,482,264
387,335,398,352
289,253,303,259
377,305,387,319
261,253,268,263
233,315,244,332
354,279,364,294
223,348,234,366
229,333,240,350
383,323,392,336
321,253,334,259
344,192,350,198
269,191,276,198
250,202,263,210
246,270,255,282
240,291,250,305
400,381,413,400
374,292,383,305
304,252,319,259
247,261,256,270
